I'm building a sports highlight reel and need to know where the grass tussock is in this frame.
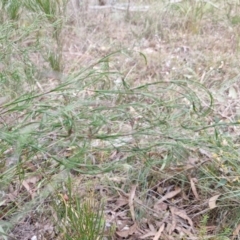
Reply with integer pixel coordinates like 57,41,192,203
0,0,240,239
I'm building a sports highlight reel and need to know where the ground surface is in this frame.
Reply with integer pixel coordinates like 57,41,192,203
1,0,240,239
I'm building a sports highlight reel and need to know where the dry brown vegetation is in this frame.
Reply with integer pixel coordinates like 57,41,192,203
1,0,240,239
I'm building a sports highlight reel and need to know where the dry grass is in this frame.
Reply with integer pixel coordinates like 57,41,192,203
1,0,240,239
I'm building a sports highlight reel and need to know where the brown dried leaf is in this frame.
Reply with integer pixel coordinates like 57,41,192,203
22,180,33,197
154,202,168,212
162,234,175,240
22,175,41,199
116,223,137,238
199,148,212,158
153,224,165,240
170,207,177,234
148,223,156,232
114,198,129,211
182,191,189,201
174,209,193,228
208,195,221,209
129,184,137,222
26,176,40,185
190,177,200,200
176,226,195,238
0,199,6,207
105,211,117,225
157,188,181,204
157,186,164,194
23,162,38,172
7,191,18,202
232,224,240,240
63,193,69,201
139,231,156,239
165,222,172,233
114,186,129,198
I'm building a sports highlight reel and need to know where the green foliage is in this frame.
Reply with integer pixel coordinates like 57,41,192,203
1,0,240,239
54,179,105,240
1,0,22,20
199,214,209,238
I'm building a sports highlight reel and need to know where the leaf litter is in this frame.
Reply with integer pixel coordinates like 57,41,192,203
2,1,240,239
